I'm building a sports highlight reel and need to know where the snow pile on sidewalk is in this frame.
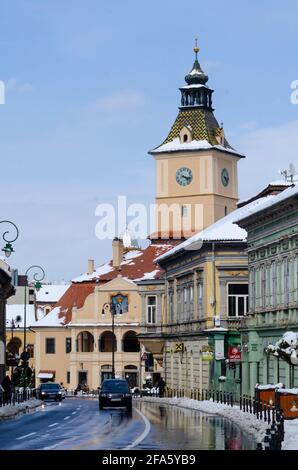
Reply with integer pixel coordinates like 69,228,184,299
0,399,43,419
140,396,268,443
283,420,298,450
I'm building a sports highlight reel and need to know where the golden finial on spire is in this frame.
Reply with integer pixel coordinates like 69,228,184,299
194,37,199,58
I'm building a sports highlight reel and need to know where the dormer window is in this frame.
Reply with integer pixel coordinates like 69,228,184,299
179,126,192,144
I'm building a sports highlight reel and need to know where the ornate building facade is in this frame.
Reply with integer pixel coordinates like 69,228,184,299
236,183,298,396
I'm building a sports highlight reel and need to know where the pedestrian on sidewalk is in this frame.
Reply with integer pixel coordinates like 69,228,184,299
157,377,166,398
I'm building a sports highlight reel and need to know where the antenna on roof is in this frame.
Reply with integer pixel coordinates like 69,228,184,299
279,163,296,183
289,163,296,183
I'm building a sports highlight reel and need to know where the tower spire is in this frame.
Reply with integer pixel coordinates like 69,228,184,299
194,37,199,60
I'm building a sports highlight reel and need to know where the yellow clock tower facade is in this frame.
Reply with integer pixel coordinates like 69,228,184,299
149,43,244,240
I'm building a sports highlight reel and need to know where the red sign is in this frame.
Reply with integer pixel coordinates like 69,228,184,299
228,346,241,362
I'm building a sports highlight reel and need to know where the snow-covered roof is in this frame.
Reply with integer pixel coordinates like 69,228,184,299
235,184,298,224
72,244,174,284
156,196,273,263
179,84,209,90
35,284,70,303
32,306,65,328
6,304,36,329
0,258,11,278
150,137,245,156
72,263,114,283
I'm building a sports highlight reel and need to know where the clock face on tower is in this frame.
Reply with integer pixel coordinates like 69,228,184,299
221,168,229,187
176,167,193,186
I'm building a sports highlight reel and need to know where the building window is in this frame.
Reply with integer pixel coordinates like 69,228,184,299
272,261,277,307
190,285,194,301
198,283,203,319
184,287,188,303
66,337,72,354
66,371,70,384
261,265,266,308
147,296,157,324
44,306,51,315
27,344,34,358
169,291,174,323
76,331,94,352
46,338,55,354
122,331,140,352
227,284,248,317
181,205,188,217
224,206,228,216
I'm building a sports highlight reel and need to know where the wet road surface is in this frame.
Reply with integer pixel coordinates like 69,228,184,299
0,398,256,450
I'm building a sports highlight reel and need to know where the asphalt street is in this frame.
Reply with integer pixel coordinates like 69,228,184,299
0,398,256,450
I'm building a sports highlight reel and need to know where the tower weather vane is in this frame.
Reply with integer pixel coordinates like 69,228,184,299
194,38,199,58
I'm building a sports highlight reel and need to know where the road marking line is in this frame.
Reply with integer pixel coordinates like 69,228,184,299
123,408,151,450
48,422,59,427
16,432,36,440
64,416,71,420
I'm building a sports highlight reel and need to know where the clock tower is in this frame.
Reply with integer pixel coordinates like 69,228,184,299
149,41,244,240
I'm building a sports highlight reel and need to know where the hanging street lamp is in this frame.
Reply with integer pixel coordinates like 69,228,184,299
0,221,19,257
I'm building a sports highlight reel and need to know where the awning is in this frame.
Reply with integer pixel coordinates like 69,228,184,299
37,370,55,379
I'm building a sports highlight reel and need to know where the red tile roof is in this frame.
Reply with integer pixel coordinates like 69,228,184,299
55,243,175,325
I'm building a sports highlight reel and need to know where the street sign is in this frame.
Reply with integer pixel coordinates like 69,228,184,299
175,343,184,353
228,346,241,363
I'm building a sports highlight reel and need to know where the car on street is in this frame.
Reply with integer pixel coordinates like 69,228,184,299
99,379,132,411
37,382,63,402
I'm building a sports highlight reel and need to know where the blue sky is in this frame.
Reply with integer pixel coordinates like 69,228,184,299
0,0,298,281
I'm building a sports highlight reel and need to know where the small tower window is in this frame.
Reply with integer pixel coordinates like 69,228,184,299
181,205,188,217
224,206,228,216
179,126,192,144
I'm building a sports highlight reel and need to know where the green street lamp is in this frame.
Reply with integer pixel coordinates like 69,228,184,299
23,265,45,389
0,221,19,257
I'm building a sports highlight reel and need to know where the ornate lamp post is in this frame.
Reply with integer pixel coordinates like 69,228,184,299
110,301,116,379
0,220,19,257
0,220,18,384
22,266,45,388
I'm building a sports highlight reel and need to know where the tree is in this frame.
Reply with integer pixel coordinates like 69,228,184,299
266,332,298,365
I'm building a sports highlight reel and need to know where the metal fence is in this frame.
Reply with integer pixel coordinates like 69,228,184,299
139,388,285,451
0,388,36,407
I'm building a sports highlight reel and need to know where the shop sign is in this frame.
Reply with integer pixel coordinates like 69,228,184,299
201,345,214,361
228,346,241,363
215,339,225,360
175,343,184,353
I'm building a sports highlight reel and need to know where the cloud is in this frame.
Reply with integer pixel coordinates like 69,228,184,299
234,119,298,199
5,78,33,93
87,90,145,112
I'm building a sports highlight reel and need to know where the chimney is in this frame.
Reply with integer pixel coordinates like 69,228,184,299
87,259,95,275
112,237,123,267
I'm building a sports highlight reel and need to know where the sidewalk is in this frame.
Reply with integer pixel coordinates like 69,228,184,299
137,396,297,449
0,399,43,420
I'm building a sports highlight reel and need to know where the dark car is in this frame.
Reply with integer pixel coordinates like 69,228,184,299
99,379,132,411
37,382,63,402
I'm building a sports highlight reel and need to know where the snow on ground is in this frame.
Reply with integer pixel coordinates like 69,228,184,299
283,420,298,450
0,399,43,419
